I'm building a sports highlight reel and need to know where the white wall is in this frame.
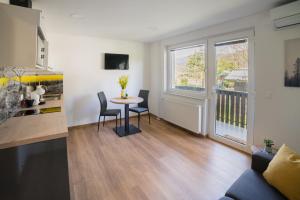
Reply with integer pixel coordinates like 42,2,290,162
47,33,149,126
149,11,300,152
254,13,300,152
149,42,162,116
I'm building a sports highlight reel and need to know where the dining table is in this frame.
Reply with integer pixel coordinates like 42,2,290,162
110,96,144,137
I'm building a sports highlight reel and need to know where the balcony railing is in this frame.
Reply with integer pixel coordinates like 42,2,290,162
216,89,248,128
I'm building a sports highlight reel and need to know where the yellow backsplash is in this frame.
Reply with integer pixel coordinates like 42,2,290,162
0,74,63,86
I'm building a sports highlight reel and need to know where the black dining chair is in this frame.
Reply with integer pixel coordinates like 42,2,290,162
97,92,121,132
129,90,150,129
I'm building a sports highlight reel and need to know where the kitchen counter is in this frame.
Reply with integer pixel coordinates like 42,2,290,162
0,97,70,200
0,99,68,149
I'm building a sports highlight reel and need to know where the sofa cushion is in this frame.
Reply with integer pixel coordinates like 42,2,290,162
263,144,300,200
225,169,287,200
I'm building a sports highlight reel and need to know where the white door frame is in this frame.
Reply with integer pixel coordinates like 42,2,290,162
207,29,255,153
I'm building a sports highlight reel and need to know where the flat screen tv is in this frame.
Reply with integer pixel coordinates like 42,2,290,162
105,53,129,70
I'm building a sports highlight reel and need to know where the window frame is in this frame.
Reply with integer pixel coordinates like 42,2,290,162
166,39,208,99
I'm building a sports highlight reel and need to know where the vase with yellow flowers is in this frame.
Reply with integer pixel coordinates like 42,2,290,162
118,75,128,99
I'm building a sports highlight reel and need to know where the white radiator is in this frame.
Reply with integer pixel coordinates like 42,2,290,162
160,96,207,135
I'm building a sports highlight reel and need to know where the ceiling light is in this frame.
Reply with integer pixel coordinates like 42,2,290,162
70,13,84,19
148,26,158,31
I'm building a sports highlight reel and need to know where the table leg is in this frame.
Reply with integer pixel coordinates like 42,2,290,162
124,104,129,133
113,103,141,137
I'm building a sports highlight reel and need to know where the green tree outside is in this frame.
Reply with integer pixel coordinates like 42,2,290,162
175,42,248,90
177,52,205,87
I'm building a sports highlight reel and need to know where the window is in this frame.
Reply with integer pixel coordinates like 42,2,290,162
167,43,206,97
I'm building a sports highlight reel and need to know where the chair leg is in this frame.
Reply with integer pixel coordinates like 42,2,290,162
98,115,101,132
138,113,140,129
103,116,105,127
148,110,150,124
120,111,122,127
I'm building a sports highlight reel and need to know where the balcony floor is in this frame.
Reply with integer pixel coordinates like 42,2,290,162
215,120,247,144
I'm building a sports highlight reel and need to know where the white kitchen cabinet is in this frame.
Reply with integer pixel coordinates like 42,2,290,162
0,3,47,68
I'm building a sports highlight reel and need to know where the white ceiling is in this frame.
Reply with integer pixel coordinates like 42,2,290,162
32,0,289,42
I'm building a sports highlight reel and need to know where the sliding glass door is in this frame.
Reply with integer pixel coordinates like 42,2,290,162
215,38,248,144
208,31,254,151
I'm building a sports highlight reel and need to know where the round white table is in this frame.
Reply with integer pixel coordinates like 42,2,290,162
110,96,143,137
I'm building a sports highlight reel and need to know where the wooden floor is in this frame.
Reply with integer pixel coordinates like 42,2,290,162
67,116,250,200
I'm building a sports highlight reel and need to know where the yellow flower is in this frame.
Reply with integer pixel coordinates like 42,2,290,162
118,75,128,89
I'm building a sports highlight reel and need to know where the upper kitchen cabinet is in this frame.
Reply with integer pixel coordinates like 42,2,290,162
0,3,47,68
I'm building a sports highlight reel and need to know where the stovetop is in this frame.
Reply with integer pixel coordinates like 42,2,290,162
14,107,61,117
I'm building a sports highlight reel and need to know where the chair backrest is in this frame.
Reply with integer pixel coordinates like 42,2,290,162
97,91,107,114
138,90,149,108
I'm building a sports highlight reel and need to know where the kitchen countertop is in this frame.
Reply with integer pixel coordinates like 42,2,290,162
0,98,68,150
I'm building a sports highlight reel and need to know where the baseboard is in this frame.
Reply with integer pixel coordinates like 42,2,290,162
68,113,250,155
68,113,150,130
68,113,203,139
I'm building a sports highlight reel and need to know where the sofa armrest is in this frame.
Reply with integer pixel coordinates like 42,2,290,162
219,197,234,200
251,151,274,173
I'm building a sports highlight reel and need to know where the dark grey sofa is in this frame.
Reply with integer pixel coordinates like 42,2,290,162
219,151,288,200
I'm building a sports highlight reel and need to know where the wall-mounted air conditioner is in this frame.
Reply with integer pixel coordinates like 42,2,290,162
270,0,300,29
